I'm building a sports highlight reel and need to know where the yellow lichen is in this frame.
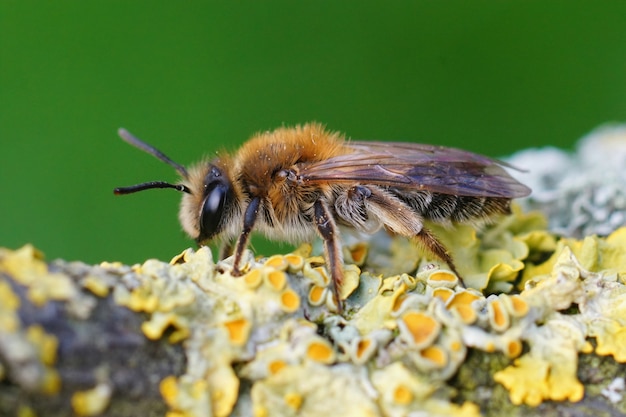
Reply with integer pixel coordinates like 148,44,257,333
303,263,330,287
0,245,77,306
41,368,62,395
141,311,189,342
494,354,583,406
591,320,626,362
284,392,303,410
340,264,361,300
71,383,112,417
159,376,212,417
0,280,20,332
17,406,37,417
81,275,110,297
5,202,626,415
160,375,179,407
25,325,58,366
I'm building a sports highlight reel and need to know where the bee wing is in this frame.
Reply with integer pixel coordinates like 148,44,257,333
299,141,531,198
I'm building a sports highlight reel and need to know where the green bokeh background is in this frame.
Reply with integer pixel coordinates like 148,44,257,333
2,1,626,265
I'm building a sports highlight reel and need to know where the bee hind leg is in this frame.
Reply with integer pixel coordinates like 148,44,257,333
414,227,466,287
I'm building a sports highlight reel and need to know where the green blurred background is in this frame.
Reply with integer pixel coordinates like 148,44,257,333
2,1,626,265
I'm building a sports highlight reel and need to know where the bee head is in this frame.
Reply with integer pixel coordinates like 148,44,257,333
190,163,236,243
114,128,233,244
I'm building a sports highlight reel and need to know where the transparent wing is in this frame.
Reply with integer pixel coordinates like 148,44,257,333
299,141,531,198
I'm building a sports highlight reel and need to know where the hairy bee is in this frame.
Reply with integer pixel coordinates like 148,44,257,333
114,123,530,310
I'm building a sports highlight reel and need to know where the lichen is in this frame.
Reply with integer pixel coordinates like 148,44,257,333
4,126,626,415
508,123,626,238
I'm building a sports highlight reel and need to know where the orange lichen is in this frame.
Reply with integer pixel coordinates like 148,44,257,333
244,268,264,288
391,293,409,313
223,318,252,346
264,255,288,271
432,287,455,303
356,339,372,358
503,294,529,317
307,285,327,306
400,311,440,349
420,345,447,368
284,392,303,411
284,254,305,272
265,270,287,291
268,360,287,375
427,270,459,288
347,243,369,266
280,289,300,313
488,299,510,332
393,384,413,405
451,304,477,324
446,290,481,324
506,340,523,358
448,290,481,307
306,339,335,364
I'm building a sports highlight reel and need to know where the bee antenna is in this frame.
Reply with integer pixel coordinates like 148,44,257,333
118,128,189,179
114,181,191,195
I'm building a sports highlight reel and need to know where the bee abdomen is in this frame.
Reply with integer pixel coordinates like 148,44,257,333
397,191,511,223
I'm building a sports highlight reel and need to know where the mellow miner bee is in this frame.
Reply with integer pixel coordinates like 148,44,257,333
114,123,530,310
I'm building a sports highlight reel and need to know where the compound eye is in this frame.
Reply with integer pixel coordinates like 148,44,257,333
199,182,228,240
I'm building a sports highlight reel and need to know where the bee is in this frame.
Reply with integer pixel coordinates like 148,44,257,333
114,123,530,310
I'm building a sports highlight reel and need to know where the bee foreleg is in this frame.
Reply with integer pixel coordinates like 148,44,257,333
314,199,344,312
231,196,261,277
